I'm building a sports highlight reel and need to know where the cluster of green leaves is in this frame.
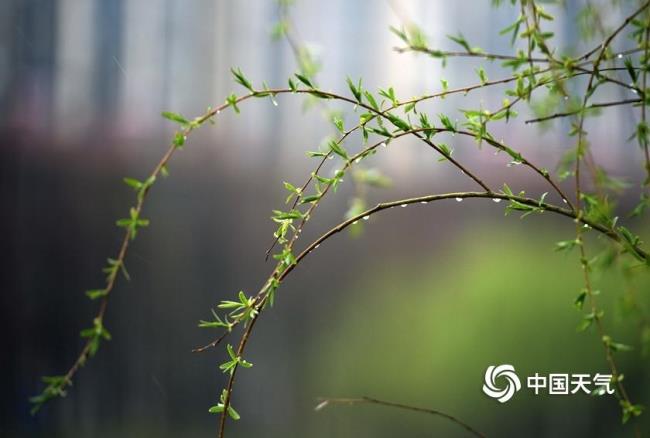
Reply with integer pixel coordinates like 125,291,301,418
218,291,259,324
80,317,112,358
29,376,69,415
116,207,149,240
501,184,547,218
209,389,241,420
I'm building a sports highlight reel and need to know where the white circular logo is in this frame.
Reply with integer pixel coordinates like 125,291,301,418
483,364,521,403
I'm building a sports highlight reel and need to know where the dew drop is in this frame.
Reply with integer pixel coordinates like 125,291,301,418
420,201,428,204
455,197,463,202
315,244,320,249
562,198,568,204
352,220,358,225
381,142,387,148
492,198,502,203
363,215,370,220
564,95,569,100
617,53,623,59
400,203,408,208
355,158,361,164
328,156,334,160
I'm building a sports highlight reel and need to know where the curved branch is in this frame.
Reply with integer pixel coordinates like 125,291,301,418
316,396,487,438
393,45,547,64
525,98,642,124
287,192,646,275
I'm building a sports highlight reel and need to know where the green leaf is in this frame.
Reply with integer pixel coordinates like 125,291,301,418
294,73,313,88
499,15,523,45
389,26,409,44
630,194,649,217
624,57,638,84
385,113,410,131
85,289,108,300
208,405,224,414
621,401,644,424
299,194,321,204
231,67,253,91
436,143,453,161
574,290,587,310
226,94,240,114
226,343,237,360
173,132,186,148
438,114,456,132
332,116,345,133
123,177,143,190
227,405,241,420
476,67,488,85
217,301,241,310
378,87,397,105
363,91,379,110
447,33,472,52
603,335,634,353
535,5,554,21
346,76,363,103
161,111,189,125
555,239,580,252
328,140,349,160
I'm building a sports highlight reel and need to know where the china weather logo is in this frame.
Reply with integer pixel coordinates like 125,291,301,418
482,364,522,403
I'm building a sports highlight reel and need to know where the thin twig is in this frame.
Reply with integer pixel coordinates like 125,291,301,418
394,45,547,63
525,98,642,124
316,396,487,438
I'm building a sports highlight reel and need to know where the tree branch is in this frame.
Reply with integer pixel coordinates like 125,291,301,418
316,396,487,438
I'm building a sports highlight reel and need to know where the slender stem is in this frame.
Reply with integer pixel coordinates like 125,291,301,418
569,0,650,427
525,98,642,124
393,45,547,64
642,12,650,184
316,396,487,438
288,191,644,273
